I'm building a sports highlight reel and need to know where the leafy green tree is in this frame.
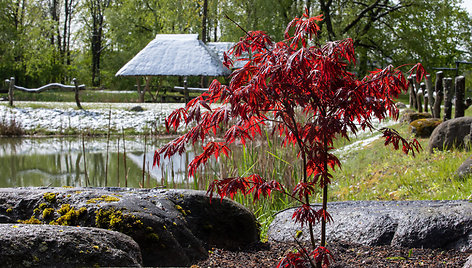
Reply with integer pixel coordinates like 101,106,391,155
378,0,472,71
308,0,472,76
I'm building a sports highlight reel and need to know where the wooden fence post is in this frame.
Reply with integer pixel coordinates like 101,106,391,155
408,76,417,110
73,78,83,110
455,76,465,118
433,71,444,119
425,75,434,114
417,86,423,113
421,82,428,113
8,77,14,106
443,77,453,121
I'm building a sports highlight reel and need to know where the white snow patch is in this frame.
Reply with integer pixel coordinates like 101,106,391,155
0,102,186,132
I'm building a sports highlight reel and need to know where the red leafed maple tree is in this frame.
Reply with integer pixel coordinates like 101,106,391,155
154,10,425,268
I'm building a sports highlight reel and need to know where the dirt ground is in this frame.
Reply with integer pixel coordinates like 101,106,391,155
192,240,471,268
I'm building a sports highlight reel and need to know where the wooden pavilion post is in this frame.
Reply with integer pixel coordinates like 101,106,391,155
144,76,152,101
184,76,189,104
136,77,144,103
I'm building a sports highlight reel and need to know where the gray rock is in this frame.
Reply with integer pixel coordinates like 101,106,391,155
0,224,142,267
268,200,472,251
464,254,472,268
429,117,472,153
457,156,472,180
0,187,259,267
395,102,407,109
409,118,442,138
130,106,144,112
400,110,432,124
166,190,260,250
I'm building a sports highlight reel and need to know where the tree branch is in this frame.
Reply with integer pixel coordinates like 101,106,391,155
342,0,382,35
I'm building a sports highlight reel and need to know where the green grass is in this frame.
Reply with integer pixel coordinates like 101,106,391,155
330,123,472,201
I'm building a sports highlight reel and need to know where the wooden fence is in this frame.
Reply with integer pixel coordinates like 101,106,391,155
408,72,468,121
5,77,85,109
137,85,208,103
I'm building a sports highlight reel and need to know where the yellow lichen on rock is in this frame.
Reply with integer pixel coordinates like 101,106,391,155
43,193,57,203
87,195,121,204
18,216,41,224
52,206,87,226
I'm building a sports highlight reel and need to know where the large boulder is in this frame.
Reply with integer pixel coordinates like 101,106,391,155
0,224,142,267
456,156,472,180
400,110,432,124
268,200,472,252
410,118,442,138
429,117,472,153
395,102,407,109
464,254,472,268
0,187,259,267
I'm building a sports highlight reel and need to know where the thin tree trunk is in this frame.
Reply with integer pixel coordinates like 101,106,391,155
202,0,208,43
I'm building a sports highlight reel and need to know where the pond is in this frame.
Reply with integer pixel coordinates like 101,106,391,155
0,124,388,189
0,136,213,189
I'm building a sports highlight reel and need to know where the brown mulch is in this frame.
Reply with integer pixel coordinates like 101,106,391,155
192,241,471,268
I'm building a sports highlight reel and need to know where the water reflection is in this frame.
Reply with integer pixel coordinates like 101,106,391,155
0,137,201,189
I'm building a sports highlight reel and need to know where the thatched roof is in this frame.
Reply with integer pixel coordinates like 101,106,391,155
116,34,231,77
207,42,247,69
206,42,234,62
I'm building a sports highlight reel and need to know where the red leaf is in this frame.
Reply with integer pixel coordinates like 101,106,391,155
250,175,284,201
277,251,306,268
311,246,334,268
152,150,160,167
292,204,322,227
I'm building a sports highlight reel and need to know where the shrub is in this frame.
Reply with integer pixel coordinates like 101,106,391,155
0,113,25,136
154,10,424,267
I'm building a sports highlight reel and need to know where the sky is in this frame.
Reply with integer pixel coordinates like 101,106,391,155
461,0,472,14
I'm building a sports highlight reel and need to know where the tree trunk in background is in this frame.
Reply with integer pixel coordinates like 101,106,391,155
49,0,61,83
63,0,76,67
202,0,208,43
88,0,110,87
306,0,311,16
357,46,368,78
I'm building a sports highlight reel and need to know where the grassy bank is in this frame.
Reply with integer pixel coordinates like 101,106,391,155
2,88,202,103
330,123,472,201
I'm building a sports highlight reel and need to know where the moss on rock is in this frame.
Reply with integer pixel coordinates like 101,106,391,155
410,118,442,138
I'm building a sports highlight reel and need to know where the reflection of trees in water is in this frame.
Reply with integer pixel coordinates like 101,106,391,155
0,137,224,189
0,138,23,157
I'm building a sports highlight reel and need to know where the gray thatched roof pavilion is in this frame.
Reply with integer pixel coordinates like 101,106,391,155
116,34,231,102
